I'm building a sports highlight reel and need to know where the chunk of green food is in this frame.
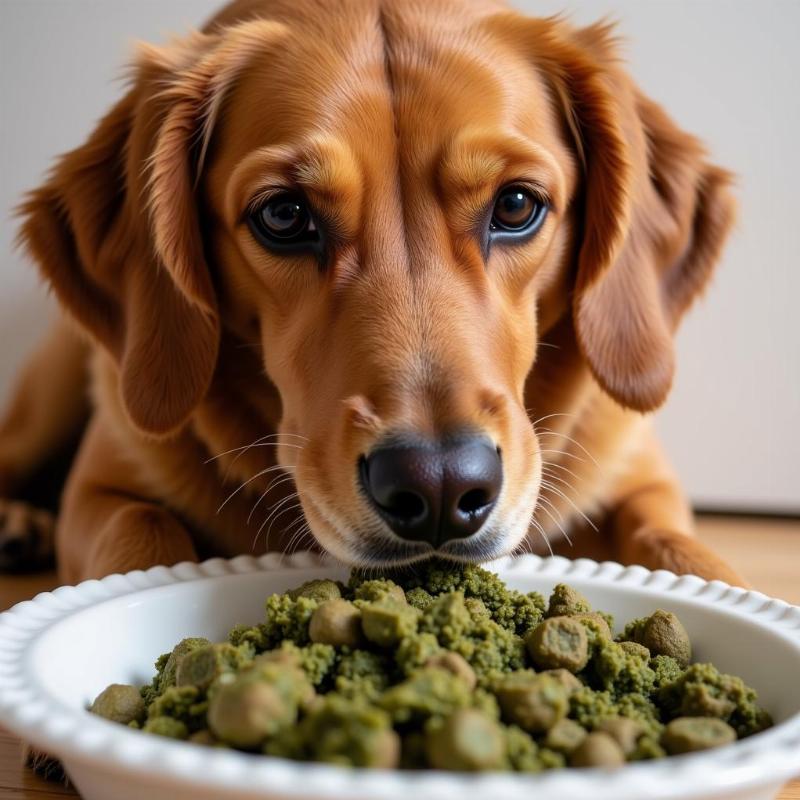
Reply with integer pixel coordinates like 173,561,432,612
661,717,737,754
288,579,342,603
596,717,646,756
495,673,569,733
424,651,477,690
620,610,691,668
546,584,591,618
207,663,312,749
360,600,420,647
526,616,589,673
425,709,506,771
90,684,145,725
570,731,625,768
176,642,251,691
308,599,364,647
543,718,587,754
270,694,400,768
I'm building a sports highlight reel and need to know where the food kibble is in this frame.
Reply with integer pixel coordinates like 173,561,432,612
496,673,569,733
661,717,737,754
621,609,692,668
543,718,587,753
91,561,772,772
90,684,145,725
570,731,626,768
308,598,364,647
360,600,420,647
526,616,590,672
424,652,477,690
596,717,645,756
425,709,506,771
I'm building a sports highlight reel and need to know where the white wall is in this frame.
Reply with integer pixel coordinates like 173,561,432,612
1,0,798,512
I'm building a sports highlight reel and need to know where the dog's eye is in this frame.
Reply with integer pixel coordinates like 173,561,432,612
248,193,321,252
489,185,548,238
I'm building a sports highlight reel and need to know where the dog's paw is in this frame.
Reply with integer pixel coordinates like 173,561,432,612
623,527,749,588
24,743,69,785
0,498,55,573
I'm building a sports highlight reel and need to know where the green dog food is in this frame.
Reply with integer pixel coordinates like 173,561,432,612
91,562,772,771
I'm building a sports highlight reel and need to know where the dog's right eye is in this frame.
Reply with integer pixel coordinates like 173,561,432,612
248,193,322,253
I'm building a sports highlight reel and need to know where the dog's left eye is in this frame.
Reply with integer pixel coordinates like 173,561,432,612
248,193,321,253
489,185,548,238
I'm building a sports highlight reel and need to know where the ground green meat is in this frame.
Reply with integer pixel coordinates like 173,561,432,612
266,694,399,767
657,662,773,737
589,639,656,696
378,667,476,724
505,724,566,771
395,632,442,676
142,637,211,703
262,594,320,647
94,561,772,772
546,584,591,618
334,649,391,702
147,685,208,731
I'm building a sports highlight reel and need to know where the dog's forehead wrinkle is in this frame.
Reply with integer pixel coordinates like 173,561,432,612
376,1,413,278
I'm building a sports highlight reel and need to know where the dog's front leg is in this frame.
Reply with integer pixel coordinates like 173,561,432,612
57,418,198,583
609,429,747,587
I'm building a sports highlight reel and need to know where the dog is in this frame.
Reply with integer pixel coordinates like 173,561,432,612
0,0,745,588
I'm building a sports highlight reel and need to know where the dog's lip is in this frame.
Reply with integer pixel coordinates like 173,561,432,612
336,528,512,568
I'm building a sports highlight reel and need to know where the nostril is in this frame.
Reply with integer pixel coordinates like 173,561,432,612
457,488,491,515
384,491,426,521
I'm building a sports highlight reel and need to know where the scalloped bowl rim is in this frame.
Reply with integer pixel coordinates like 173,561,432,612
0,552,798,800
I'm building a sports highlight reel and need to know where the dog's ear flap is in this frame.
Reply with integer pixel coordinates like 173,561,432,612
569,51,737,411
17,32,225,436
492,17,736,411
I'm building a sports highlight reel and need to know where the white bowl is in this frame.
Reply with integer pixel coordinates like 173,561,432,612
0,552,799,800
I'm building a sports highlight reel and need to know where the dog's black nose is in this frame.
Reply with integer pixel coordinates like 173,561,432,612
360,435,502,546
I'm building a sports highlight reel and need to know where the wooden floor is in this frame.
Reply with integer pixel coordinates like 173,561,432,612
1,514,798,799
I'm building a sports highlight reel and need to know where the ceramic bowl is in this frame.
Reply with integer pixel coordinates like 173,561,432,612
1,552,799,800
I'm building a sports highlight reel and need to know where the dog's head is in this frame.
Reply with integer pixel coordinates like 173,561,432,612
18,0,734,566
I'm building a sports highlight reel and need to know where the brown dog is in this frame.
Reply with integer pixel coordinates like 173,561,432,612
0,0,744,586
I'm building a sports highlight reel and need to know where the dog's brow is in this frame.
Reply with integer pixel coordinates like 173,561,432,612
224,140,361,227
438,132,565,208
293,143,361,202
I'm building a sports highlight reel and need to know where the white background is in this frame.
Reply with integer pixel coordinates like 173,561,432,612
1,0,798,512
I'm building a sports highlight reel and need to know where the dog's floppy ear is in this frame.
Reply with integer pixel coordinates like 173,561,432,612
17,22,283,435
491,16,736,411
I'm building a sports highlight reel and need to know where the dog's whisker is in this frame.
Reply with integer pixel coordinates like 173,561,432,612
252,494,300,551
264,500,304,552
511,533,533,557
540,459,583,485
281,505,309,533
528,515,554,557
260,491,300,532
536,494,573,547
216,464,290,514
208,431,308,458
540,467,577,496
536,427,600,468
538,448,587,464
528,411,577,428
246,472,296,524
205,438,306,465
257,492,302,548
540,478,599,533
285,523,313,555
